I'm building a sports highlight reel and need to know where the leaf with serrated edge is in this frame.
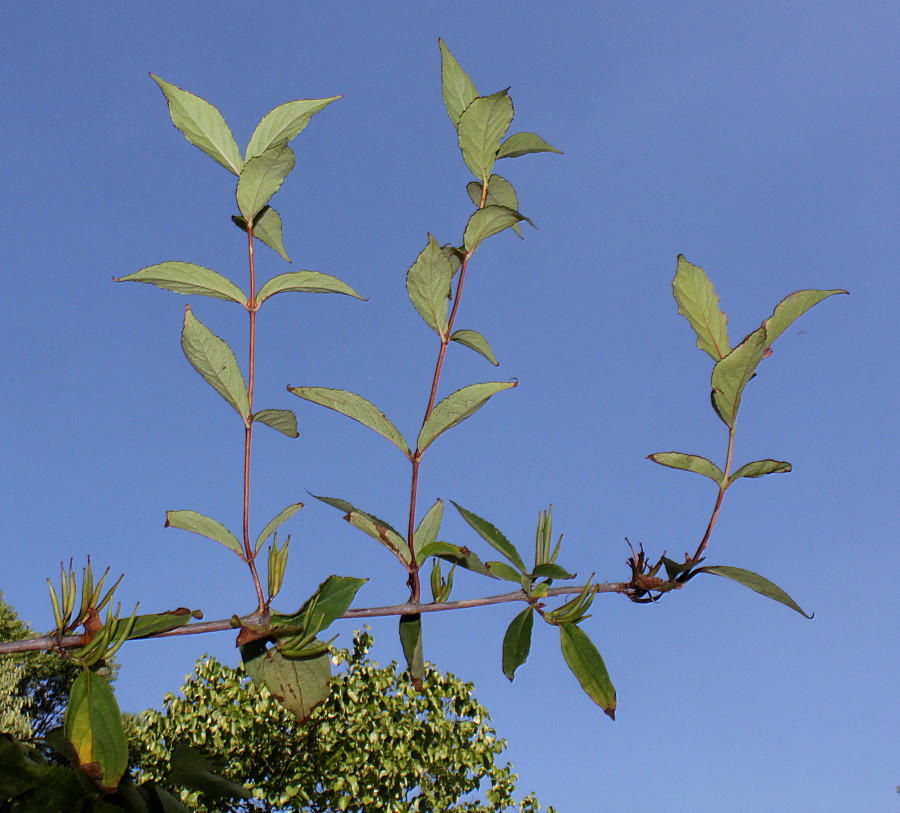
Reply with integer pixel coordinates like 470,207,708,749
245,97,341,162
502,607,534,681
252,408,298,438
697,566,812,618
418,381,516,453
457,90,514,181
464,205,528,252
486,561,522,582
289,387,409,456
113,609,197,640
165,510,243,557
439,39,477,127
673,255,731,361
418,540,469,563
559,623,616,719
413,499,444,558
237,142,295,221
64,671,129,792
272,575,367,635
711,328,767,427
255,503,303,552
182,306,249,418
233,206,291,262
497,132,563,159
258,271,364,304
399,615,424,690
116,262,246,304
451,502,526,572
466,174,525,238
731,459,792,481
450,329,499,365
311,494,355,514
437,547,495,578
532,563,575,580
647,452,724,486
763,289,848,347
150,74,243,175
346,511,410,564
242,642,330,723
406,235,454,336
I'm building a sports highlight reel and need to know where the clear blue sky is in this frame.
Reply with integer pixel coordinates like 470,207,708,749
1,2,897,810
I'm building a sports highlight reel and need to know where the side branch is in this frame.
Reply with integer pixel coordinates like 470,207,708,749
0,582,630,655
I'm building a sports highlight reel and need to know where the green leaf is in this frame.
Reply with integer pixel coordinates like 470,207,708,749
418,381,516,453
165,510,243,557
463,205,528,252
673,255,731,361
116,262,247,304
255,503,304,552
406,235,454,336
647,452,725,486
252,408,299,438
245,97,341,162
241,641,331,723
458,90,514,181
435,545,495,578
496,132,563,159
731,459,792,481
272,575,368,636
413,499,444,560
150,74,243,175
763,289,848,347
451,502,526,572
232,206,291,262
485,561,522,582
236,142,295,221
696,566,812,618
257,271,364,304
168,746,252,801
113,608,199,640
502,607,533,681
399,614,424,691
532,563,575,580
181,306,249,418
438,39,477,127
450,329,499,365
466,174,526,238
558,623,616,719
711,327,768,428
312,495,410,564
289,387,409,456
64,670,128,791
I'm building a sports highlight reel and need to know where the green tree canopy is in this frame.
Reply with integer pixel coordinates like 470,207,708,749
126,631,553,813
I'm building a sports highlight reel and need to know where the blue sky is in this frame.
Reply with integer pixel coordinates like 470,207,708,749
1,2,897,810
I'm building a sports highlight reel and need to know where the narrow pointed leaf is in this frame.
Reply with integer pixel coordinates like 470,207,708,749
236,142,295,221
450,329,499,365
242,641,331,723
399,614,424,691
466,174,525,237
181,306,249,418
763,289,848,347
110,608,200,640
413,499,444,559
312,494,411,565
252,408,299,438
559,623,616,719
272,575,367,635
418,540,471,561
232,206,291,262
497,132,563,159
711,327,767,427
311,494,355,514
436,545,495,578
697,566,812,618
458,90,514,180
502,607,534,681
258,270,364,303
289,386,409,456
255,503,303,552
532,563,575,580
116,262,246,304
165,510,243,557
439,39,477,127
485,560,522,582
64,671,128,792
464,205,528,252
673,255,731,361
150,74,242,175
731,459,792,481
406,235,454,336
418,381,516,453
451,502,526,572
647,452,724,486
246,96,341,161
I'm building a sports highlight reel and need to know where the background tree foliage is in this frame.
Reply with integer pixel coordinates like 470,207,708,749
126,631,552,813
